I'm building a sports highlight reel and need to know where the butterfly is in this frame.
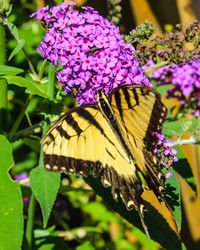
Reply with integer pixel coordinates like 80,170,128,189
41,84,168,237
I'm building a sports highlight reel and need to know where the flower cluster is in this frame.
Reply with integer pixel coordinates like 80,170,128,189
154,132,178,178
148,59,200,118
31,1,151,104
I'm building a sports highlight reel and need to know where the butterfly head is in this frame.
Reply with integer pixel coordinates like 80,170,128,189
96,88,105,98
96,89,110,108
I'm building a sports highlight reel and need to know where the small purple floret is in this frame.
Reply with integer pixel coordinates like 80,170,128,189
14,173,30,185
154,132,178,178
165,172,173,179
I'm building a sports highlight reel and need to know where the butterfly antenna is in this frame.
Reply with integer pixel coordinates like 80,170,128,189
137,204,151,239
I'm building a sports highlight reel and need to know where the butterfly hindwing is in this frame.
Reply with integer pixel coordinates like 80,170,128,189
110,85,167,201
41,104,145,210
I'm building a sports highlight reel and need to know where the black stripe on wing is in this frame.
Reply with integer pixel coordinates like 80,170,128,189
65,113,83,134
43,154,144,211
143,91,167,151
76,108,105,135
112,87,135,148
122,87,133,109
131,87,139,106
56,125,70,139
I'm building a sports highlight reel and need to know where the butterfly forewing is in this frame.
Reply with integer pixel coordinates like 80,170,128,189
41,104,145,210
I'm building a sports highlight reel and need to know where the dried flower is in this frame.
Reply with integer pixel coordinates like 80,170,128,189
134,21,200,66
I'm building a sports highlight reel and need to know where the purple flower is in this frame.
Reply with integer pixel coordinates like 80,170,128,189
165,172,173,179
30,5,49,20
146,60,200,118
13,173,30,204
31,1,152,104
14,173,30,185
153,132,178,178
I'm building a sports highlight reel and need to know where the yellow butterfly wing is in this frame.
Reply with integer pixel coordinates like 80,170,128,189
110,85,167,201
41,105,145,210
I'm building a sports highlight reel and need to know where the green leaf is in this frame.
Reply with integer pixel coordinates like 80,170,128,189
76,241,95,250
59,185,92,194
173,146,196,192
163,119,199,136
157,84,172,95
85,176,183,249
131,226,159,250
0,135,14,171
3,75,51,99
0,65,24,75
0,135,23,250
82,202,118,223
30,166,61,227
164,168,182,230
72,226,103,234
11,140,38,174
8,22,19,39
8,39,25,61
34,228,69,250
35,236,68,249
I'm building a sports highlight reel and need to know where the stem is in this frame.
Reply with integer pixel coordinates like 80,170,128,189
19,178,30,185
37,59,47,81
47,63,55,99
24,122,48,248
24,194,36,250
2,17,37,79
52,209,69,230
39,121,49,165
12,122,43,140
0,79,7,131
25,111,32,126
144,60,170,75
174,138,197,146
9,94,33,141
0,24,7,132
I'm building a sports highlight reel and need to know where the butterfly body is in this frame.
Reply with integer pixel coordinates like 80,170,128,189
41,84,167,237
97,90,134,162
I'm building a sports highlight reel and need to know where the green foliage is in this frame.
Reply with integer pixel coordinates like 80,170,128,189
173,146,196,192
0,135,23,250
76,241,95,250
163,167,182,229
3,75,51,99
0,65,23,75
8,39,25,61
163,119,199,136
30,166,60,227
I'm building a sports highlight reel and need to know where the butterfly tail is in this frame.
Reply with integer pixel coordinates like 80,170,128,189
137,204,151,239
